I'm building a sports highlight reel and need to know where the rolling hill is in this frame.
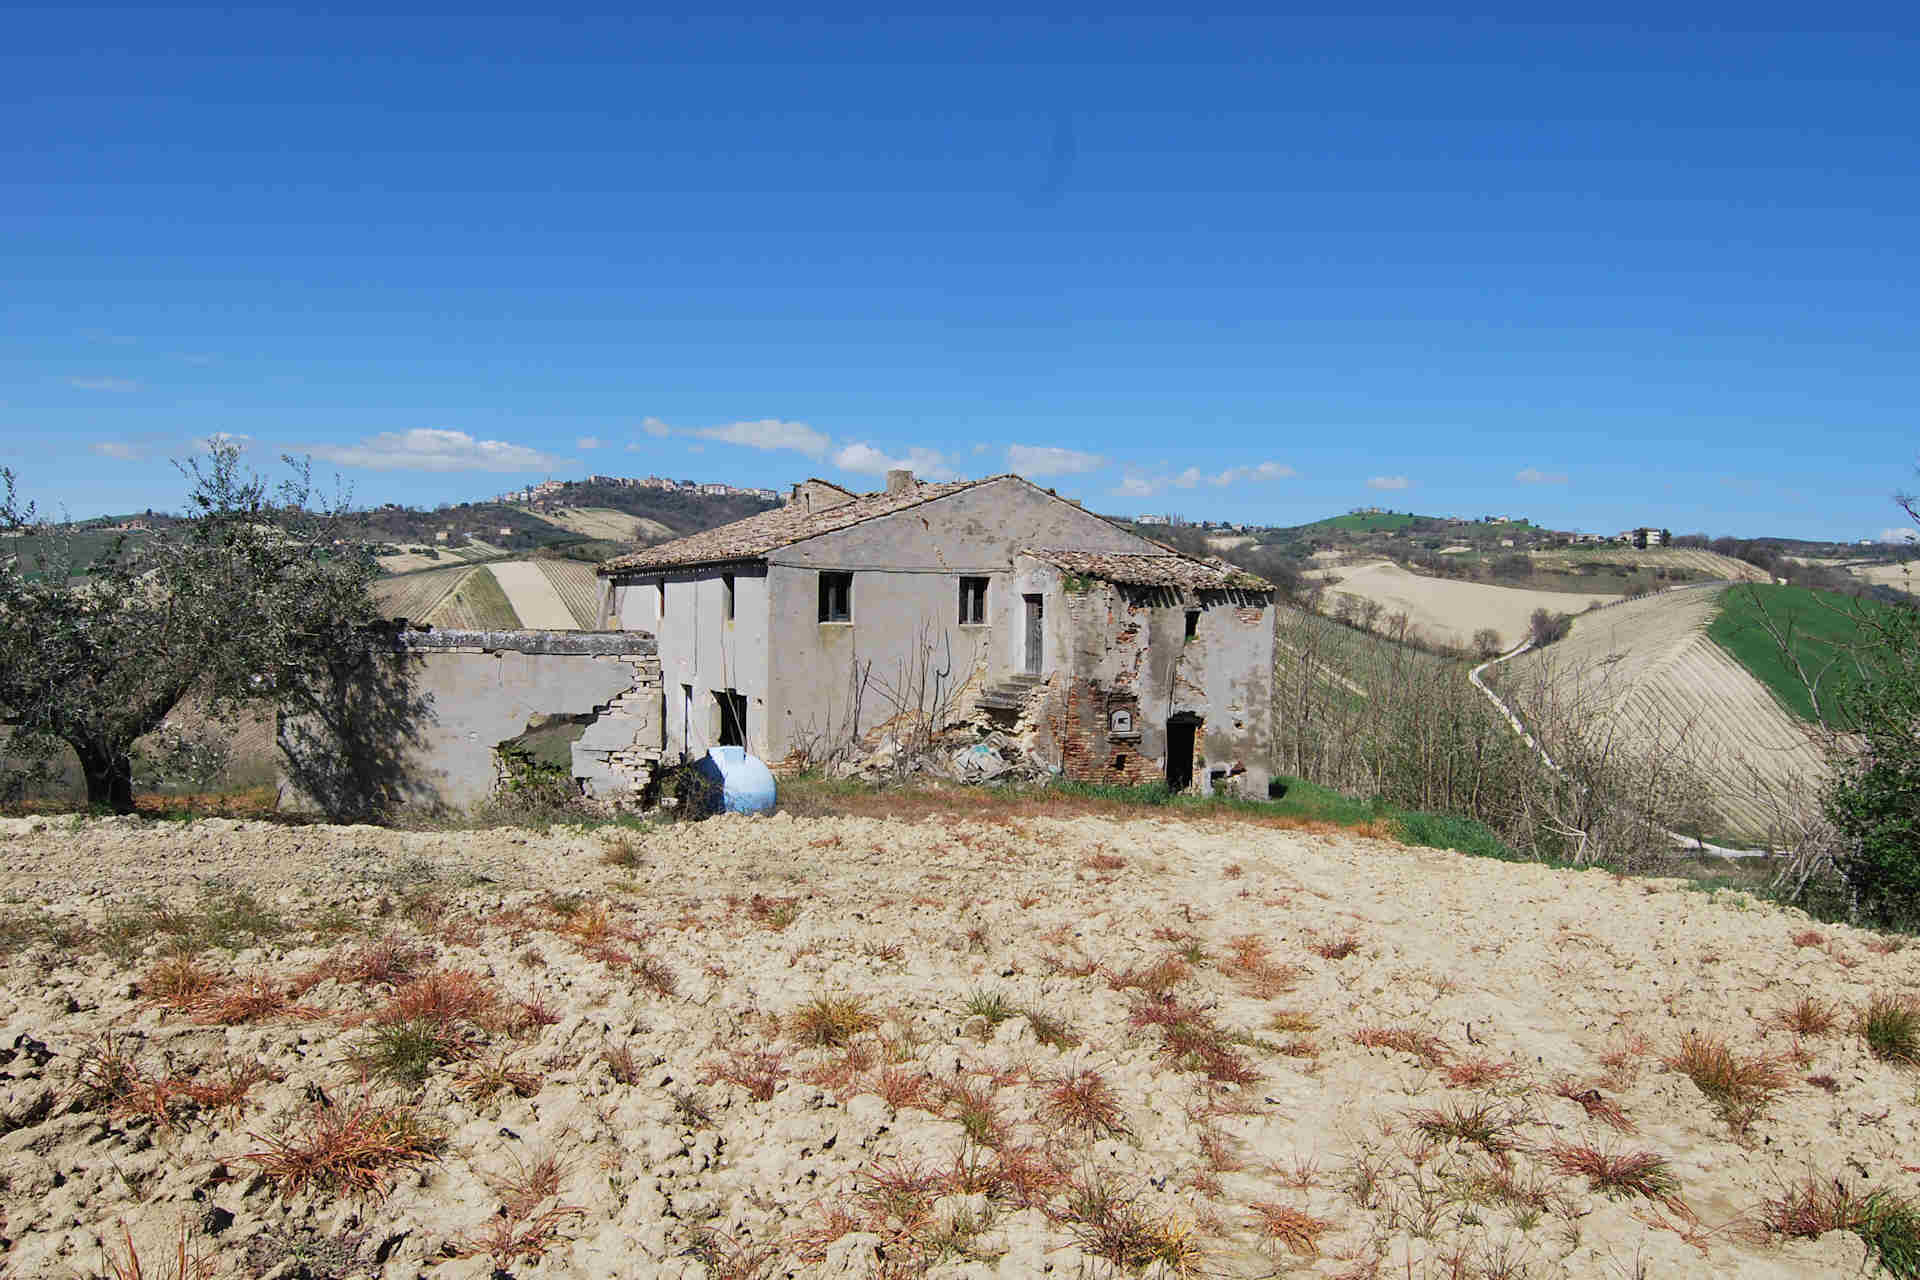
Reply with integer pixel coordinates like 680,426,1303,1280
1307,559,1620,651
1492,586,1827,842
370,558,605,631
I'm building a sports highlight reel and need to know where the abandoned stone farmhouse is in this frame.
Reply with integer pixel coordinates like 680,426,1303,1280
283,470,1276,813
593,470,1276,798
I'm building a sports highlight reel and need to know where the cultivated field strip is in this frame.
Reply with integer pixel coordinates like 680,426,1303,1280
487,560,578,630
1500,588,1826,841
537,559,607,629
370,564,474,622
1532,547,1770,582
425,565,521,630
1309,559,1621,650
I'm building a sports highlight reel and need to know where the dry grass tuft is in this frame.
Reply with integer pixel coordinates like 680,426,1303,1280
1544,1142,1685,1213
875,1068,937,1111
787,994,878,1047
1409,1097,1531,1165
454,1052,543,1102
101,1222,220,1280
1664,1031,1793,1130
1083,853,1128,872
1041,1067,1129,1137
1269,1009,1319,1034
1757,1175,1920,1274
1352,1025,1449,1066
376,968,499,1027
1063,1175,1205,1278
701,1048,788,1102
1129,994,1260,1085
1249,1202,1333,1257
243,1094,444,1200
449,1204,584,1268
1444,1055,1525,1088
1309,934,1361,961
1105,954,1191,994
1223,934,1304,997
1775,995,1842,1037
1551,1076,1635,1132
1790,929,1826,948
138,956,219,1008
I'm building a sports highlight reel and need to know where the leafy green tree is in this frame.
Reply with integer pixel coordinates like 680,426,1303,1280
1821,492,1920,927
0,446,381,813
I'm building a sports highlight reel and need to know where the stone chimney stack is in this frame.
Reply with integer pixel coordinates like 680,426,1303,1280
885,469,916,495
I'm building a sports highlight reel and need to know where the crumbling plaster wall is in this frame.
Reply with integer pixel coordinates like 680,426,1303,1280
278,629,662,814
1014,558,1274,797
612,566,769,763
759,479,1163,763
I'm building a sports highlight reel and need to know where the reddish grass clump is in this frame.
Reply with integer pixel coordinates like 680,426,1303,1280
1042,1068,1129,1137
138,956,219,1009
1551,1076,1635,1132
377,969,500,1028
1790,929,1827,948
1308,934,1362,961
450,1204,584,1268
1249,1202,1333,1257
244,1094,444,1200
1106,955,1192,994
1352,1026,1450,1067
1445,1055,1525,1088
787,994,878,1047
1084,853,1128,872
701,1048,788,1102
1664,1031,1793,1131
196,978,315,1026
1544,1143,1685,1213
1223,934,1304,998
1130,995,1260,1085
1775,995,1842,1037
101,1223,220,1280
873,1067,936,1111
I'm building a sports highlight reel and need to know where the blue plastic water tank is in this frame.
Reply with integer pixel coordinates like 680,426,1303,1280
694,745,777,815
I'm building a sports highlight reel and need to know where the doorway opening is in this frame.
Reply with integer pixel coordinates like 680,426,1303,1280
1023,594,1044,674
1165,716,1200,791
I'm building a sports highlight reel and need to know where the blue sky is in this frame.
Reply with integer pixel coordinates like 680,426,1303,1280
4,4,1917,541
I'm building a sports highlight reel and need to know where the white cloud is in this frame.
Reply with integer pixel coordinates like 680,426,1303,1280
576,436,602,450
89,441,148,461
69,376,140,393
1007,444,1107,476
1516,467,1568,485
640,417,673,439
307,428,565,473
1209,461,1297,487
1368,475,1410,490
832,442,956,481
690,418,829,457
1111,468,1163,498
1878,527,1918,544
1174,467,1203,489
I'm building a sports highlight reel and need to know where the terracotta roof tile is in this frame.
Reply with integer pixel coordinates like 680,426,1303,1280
598,477,994,574
1022,548,1273,591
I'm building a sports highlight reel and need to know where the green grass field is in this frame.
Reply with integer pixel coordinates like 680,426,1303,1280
1708,584,1888,723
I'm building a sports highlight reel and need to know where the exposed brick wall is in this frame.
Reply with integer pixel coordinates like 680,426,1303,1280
1056,676,1159,785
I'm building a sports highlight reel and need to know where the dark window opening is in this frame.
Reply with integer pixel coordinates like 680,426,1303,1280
1184,609,1200,640
722,572,735,621
657,581,667,618
715,690,747,747
959,575,988,625
680,683,693,758
819,571,852,623
1112,754,1127,770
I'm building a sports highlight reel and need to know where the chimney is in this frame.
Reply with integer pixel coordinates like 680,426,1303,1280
886,469,916,495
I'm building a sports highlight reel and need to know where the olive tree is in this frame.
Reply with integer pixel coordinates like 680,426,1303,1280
0,445,382,812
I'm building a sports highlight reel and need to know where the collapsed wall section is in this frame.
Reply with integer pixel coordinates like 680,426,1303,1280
278,627,662,816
